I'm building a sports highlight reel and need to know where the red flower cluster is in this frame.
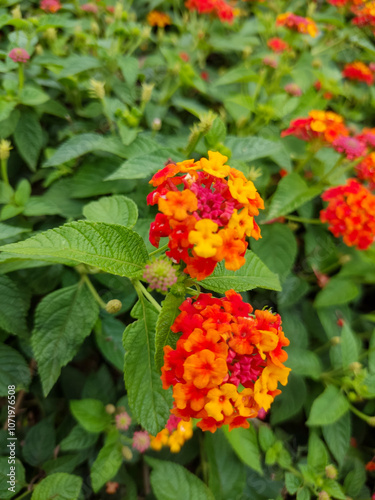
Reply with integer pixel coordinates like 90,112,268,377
356,152,375,189
320,178,375,250
281,110,348,144
342,61,374,85
148,152,264,280
352,1,375,29
276,12,319,37
161,291,290,433
267,37,290,53
185,0,235,23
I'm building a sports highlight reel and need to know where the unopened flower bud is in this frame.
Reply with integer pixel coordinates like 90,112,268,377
339,254,351,265
35,44,43,55
367,416,375,427
44,27,57,41
318,492,330,500
11,5,22,18
114,2,123,20
89,79,105,100
330,336,341,346
349,362,362,374
242,46,252,58
152,117,162,131
143,258,177,294
248,166,262,182
105,299,122,314
121,445,133,460
105,404,116,414
141,83,154,103
325,464,338,479
115,411,131,430
0,140,12,161
91,21,100,35
8,47,30,63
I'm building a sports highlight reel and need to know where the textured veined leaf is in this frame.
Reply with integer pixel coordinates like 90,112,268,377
31,473,82,500
307,385,350,426
83,195,138,227
0,221,149,278
13,109,43,171
0,275,29,335
223,426,262,474
201,250,281,293
322,412,351,466
70,399,112,433
32,282,99,396
0,457,25,499
123,299,172,435
90,429,123,493
148,459,215,500
314,278,360,308
226,136,281,162
0,344,30,396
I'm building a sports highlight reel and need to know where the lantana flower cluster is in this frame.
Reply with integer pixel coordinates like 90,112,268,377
150,415,193,453
342,61,374,85
148,151,264,280
161,290,290,433
143,257,177,293
185,0,235,23
320,178,375,250
147,10,172,27
276,12,319,37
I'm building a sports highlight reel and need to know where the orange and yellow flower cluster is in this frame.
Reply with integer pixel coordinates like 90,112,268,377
281,110,348,144
161,290,290,433
320,178,375,250
147,10,172,28
148,151,264,280
276,12,319,37
150,415,193,453
352,1,375,29
342,61,374,85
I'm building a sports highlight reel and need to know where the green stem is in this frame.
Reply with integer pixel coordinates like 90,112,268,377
18,64,24,94
82,275,107,309
1,158,9,185
133,280,161,312
284,215,322,225
149,243,169,257
348,404,375,425
14,489,32,500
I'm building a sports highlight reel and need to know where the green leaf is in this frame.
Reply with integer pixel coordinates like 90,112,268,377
322,412,351,466
267,173,322,221
369,329,375,374
0,275,28,336
322,479,346,500
213,66,258,86
90,429,123,493
105,148,184,181
83,195,138,227
340,323,359,368
223,426,262,474
201,250,281,294
118,56,139,86
0,221,149,278
19,86,49,106
95,315,126,371
57,54,101,78
344,457,366,498
60,425,99,452
285,473,303,495
271,373,306,425
42,133,128,168
258,425,276,452
286,348,322,380
32,283,99,396
205,117,226,147
226,136,281,162
0,344,31,396
155,291,185,372
314,278,359,308
307,432,328,473
251,224,297,283
205,430,246,500
31,473,82,500
148,459,214,500
23,421,55,467
296,487,311,500
0,457,26,499
123,298,172,435
307,386,349,426
70,399,112,433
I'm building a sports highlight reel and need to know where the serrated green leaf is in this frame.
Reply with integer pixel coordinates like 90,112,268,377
90,429,123,493
32,283,99,396
70,399,112,433
123,298,172,435
83,195,138,227
307,386,349,426
205,430,246,500
322,412,351,467
0,275,28,336
148,459,214,500
267,173,322,221
23,421,55,467
95,315,126,371
343,457,366,497
19,86,49,106
314,278,359,308
0,221,149,278
307,432,328,473
322,479,346,500
0,344,31,396
201,250,281,293
0,457,25,499
286,348,322,380
42,134,129,168
223,426,262,474
60,425,99,451
285,473,302,495
251,224,297,283
13,109,43,171
205,117,226,147
31,473,82,500
296,487,311,500
226,135,281,162
155,292,184,372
